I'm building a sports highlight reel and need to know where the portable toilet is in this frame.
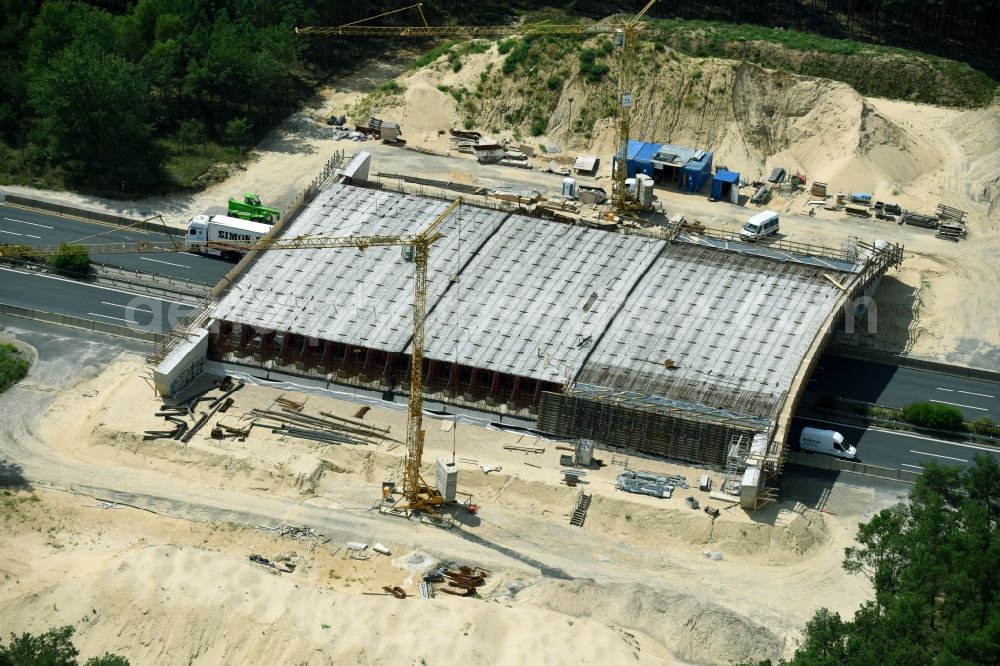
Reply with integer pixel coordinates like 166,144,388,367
562,177,578,198
636,174,654,208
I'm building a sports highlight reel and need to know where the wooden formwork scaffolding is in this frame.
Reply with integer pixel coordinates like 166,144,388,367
536,390,765,468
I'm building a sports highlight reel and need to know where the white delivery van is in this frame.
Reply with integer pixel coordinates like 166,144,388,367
185,214,271,260
740,210,779,241
799,427,857,460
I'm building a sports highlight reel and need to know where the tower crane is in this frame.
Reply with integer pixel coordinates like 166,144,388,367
0,198,464,516
296,1,659,214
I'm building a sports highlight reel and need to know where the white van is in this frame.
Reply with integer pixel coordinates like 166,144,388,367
741,210,779,241
799,427,857,460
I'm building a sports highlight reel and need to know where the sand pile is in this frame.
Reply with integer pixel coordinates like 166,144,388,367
518,579,784,665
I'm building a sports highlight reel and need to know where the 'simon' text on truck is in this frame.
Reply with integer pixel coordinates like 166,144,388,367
185,214,271,260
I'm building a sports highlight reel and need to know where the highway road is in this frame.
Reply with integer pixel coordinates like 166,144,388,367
0,201,232,284
810,355,999,420
792,415,1000,475
0,267,193,334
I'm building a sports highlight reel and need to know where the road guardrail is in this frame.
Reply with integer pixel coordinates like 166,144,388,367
0,304,165,343
786,450,919,484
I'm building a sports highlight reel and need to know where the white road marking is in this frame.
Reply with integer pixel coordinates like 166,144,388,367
936,387,954,392
0,266,193,306
4,217,53,229
796,416,1000,453
25,233,40,239
140,257,189,268
958,390,995,399
87,312,135,324
0,229,22,236
100,301,151,313
911,450,967,463
930,399,987,411
901,464,924,471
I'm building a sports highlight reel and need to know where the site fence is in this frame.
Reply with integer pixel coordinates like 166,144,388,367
0,304,164,343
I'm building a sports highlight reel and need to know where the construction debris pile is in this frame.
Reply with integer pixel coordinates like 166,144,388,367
431,564,490,598
144,376,244,443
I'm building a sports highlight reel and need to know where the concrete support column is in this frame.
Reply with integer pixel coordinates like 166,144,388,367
322,340,334,370
279,333,293,363
237,324,253,352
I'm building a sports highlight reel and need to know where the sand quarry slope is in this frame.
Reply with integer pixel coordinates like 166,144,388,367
380,48,997,228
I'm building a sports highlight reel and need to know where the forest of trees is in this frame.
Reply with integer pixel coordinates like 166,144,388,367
0,1,995,195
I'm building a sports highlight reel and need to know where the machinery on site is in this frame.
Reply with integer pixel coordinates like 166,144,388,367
227,193,280,224
0,199,466,518
295,0,658,215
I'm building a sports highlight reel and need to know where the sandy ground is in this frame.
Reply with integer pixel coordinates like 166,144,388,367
0,321,906,665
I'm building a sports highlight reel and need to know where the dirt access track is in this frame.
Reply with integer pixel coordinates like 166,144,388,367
0,320,908,665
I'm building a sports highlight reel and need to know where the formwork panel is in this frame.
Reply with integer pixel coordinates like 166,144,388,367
210,185,508,352
577,245,844,421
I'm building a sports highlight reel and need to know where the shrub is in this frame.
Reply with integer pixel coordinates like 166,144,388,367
412,40,460,69
497,39,516,55
970,416,1000,438
0,343,29,394
901,401,964,432
529,117,546,136
377,81,404,94
546,75,563,91
49,244,90,275
222,117,251,149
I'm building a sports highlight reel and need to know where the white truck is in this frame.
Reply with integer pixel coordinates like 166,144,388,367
184,214,271,260
799,427,857,460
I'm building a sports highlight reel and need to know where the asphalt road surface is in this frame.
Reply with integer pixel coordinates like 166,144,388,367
0,267,193,334
810,355,999,420
0,202,232,284
791,415,1000,474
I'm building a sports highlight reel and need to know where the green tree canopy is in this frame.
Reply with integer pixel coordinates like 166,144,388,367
763,455,1000,665
0,625,129,666
28,42,162,190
